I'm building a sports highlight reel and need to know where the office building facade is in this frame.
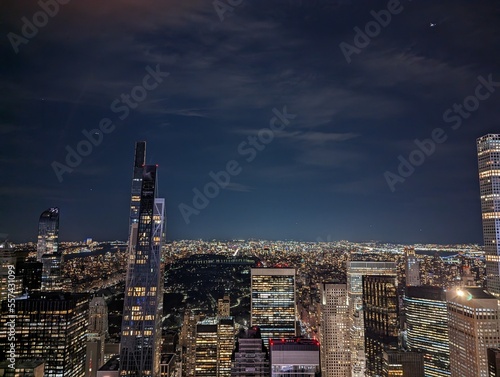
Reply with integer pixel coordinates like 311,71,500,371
404,286,450,377
0,292,88,377
251,268,296,346
231,327,269,377
447,287,500,377
363,275,399,377
319,282,350,377
269,338,320,377
347,261,397,377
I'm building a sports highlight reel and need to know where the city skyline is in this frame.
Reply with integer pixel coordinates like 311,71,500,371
2,1,500,244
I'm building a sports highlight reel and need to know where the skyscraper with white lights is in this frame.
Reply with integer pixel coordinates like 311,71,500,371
477,134,500,296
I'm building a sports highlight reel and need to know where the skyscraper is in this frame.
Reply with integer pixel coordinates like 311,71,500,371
346,261,397,377
0,241,22,301
40,251,64,291
36,207,59,262
120,164,166,377
195,318,218,376
477,134,500,296
363,274,399,377
405,247,420,287
0,292,88,377
251,268,296,346
404,286,450,377
129,141,146,238
216,317,235,377
231,327,269,377
86,297,109,377
319,282,350,377
447,287,500,377
217,295,230,317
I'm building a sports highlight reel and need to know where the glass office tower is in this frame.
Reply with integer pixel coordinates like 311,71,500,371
251,268,296,346
36,207,59,262
120,164,166,377
347,261,397,377
129,141,146,238
404,286,450,377
477,134,500,296
363,274,399,377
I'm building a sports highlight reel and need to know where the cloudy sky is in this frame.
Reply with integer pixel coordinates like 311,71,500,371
1,0,499,243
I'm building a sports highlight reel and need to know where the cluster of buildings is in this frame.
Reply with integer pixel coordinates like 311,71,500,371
1,135,500,376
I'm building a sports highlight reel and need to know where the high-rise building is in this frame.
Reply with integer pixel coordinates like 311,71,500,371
120,164,166,377
250,268,296,346
217,317,235,377
477,134,500,296
40,251,64,291
405,247,420,287
487,348,500,377
269,338,320,377
195,318,218,376
404,286,450,377
217,295,230,317
363,274,399,377
447,287,500,377
180,310,204,377
192,316,234,377
382,350,425,377
86,297,109,377
18,259,43,294
36,207,59,262
346,261,397,377
0,292,88,377
319,282,350,377
231,327,269,377
129,141,146,238
0,241,22,302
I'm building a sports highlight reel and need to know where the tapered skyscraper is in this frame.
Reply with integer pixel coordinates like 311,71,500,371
120,162,166,377
36,207,59,262
130,141,146,238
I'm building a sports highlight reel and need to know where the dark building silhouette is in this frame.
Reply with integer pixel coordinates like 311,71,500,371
363,274,399,377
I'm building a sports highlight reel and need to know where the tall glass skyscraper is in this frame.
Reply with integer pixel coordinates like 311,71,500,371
36,207,59,262
346,261,397,377
251,268,296,346
363,274,399,377
477,134,500,296
120,164,166,377
404,286,450,377
129,141,146,239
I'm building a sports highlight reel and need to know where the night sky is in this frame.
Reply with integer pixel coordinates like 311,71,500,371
1,0,499,243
